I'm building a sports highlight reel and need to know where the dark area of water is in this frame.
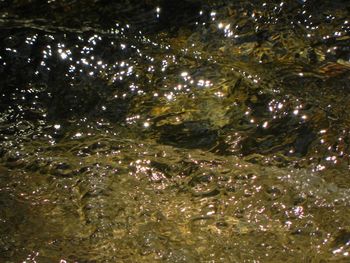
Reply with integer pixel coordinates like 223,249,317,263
0,0,350,262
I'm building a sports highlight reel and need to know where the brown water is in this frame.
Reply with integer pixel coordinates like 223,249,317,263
0,0,350,262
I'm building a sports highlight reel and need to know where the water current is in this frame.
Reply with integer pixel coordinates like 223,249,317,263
0,0,350,262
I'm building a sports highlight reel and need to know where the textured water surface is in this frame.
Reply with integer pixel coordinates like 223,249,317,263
0,0,350,262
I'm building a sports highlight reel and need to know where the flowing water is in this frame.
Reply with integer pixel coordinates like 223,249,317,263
0,0,350,262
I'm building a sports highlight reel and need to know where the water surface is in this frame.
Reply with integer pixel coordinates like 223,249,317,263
0,0,350,262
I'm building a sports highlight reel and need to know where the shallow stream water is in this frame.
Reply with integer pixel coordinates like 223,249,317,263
0,0,350,262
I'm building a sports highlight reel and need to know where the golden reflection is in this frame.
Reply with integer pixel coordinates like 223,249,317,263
0,1,350,261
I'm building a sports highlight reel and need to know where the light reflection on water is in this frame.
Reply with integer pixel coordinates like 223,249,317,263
0,0,350,262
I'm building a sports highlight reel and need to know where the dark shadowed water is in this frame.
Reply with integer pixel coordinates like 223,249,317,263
0,0,350,262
